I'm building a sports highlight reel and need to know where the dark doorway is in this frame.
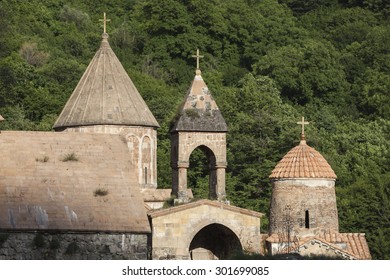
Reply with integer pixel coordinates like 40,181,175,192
189,223,242,260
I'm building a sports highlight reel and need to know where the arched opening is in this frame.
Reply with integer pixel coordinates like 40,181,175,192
305,210,310,229
141,136,152,187
189,223,242,260
188,145,217,199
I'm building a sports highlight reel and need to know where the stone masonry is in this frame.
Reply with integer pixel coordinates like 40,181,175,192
269,178,339,236
0,232,148,260
64,125,158,189
148,200,262,260
171,132,227,202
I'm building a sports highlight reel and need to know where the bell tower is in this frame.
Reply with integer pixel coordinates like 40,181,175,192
171,50,228,203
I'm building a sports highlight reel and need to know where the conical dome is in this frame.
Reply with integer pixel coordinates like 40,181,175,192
53,33,159,130
171,69,227,132
270,138,337,179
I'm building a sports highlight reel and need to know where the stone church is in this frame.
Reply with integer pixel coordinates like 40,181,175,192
0,25,370,260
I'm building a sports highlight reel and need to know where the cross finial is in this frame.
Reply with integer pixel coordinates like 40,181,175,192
192,49,204,70
99,12,111,34
297,116,309,140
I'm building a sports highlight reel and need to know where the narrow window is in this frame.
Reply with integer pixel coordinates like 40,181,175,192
305,210,310,229
144,167,148,184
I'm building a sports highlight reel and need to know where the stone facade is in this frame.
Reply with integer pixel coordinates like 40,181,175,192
64,125,158,189
267,132,370,259
0,232,148,260
171,131,227,202
148,200,262,260
269,178,339,236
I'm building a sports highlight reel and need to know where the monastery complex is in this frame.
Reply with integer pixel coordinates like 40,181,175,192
0,21,371,260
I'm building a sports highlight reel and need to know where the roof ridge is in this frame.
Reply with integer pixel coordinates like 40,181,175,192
148,199,263,218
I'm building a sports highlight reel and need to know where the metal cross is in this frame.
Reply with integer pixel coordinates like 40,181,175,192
297,116,309,135
192,49,204,70
99,12,111,33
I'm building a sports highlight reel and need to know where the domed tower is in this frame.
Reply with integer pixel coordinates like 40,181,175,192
53,14,159,189
269,117,338,237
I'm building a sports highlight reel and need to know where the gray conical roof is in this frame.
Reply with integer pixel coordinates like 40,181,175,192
53,33,159,130
171,69,227,132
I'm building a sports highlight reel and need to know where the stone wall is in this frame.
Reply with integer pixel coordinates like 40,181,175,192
64,125,158,189
0,232,149,260
149,200,262,260
171,132,227,201
269,179,339,235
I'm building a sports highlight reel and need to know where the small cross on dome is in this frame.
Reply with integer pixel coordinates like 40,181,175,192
297,116,309,140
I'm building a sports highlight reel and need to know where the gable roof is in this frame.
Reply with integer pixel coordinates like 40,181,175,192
171,70,227,132
0,131,150,233
270,138,337,179
53,33,159,130
148,199,263,218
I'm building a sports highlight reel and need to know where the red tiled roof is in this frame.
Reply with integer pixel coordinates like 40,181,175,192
269,139,337,179
266,232,371,260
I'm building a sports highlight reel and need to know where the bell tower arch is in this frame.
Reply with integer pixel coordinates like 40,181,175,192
171,50,228,203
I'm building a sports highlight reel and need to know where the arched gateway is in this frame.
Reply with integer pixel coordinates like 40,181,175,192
148,200,262,260
189,223,242,260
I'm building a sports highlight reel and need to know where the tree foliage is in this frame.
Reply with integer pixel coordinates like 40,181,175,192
0,0,388,259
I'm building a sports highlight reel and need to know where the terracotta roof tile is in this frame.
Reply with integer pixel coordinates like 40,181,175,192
270,139,337,179
266,232,371,259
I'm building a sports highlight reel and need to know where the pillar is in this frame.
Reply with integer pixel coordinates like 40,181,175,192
172,161,190,203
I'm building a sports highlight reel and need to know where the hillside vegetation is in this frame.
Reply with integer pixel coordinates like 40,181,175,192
0,0,388,259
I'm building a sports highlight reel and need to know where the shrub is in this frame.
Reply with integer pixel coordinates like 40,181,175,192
61,152,79,162
94,188,109,197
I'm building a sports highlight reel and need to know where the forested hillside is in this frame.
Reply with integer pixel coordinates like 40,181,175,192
0,0,388,259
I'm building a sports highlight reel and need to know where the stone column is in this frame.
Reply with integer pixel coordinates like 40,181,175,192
215,162,227,203
209,167,217,200
172,161,189,203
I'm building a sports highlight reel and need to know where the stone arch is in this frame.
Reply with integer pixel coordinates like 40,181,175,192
188,145,218,199
171,132,227,202
189,223,242,260
186,144,217,165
